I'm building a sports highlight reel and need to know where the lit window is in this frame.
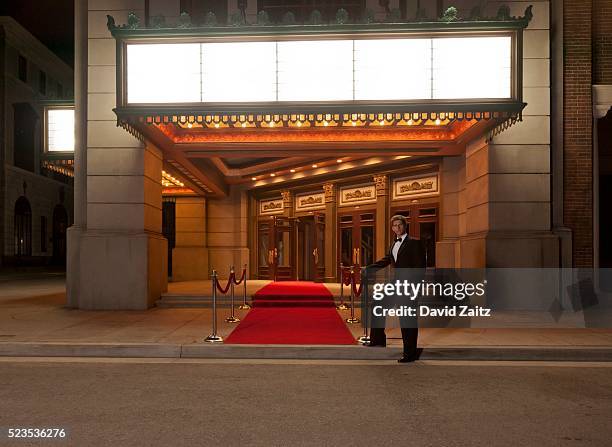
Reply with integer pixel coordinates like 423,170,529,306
47,109,75,152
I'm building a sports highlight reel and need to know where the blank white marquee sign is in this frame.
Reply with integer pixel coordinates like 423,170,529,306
126,36,512,104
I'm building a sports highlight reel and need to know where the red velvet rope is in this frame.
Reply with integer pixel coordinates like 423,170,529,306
352,280,363,298
341,269,352,286
215,272,234,294
233,268,247,285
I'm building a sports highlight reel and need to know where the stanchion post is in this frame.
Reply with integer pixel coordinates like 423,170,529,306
238,263,251,310
357,266,370,344
226,265,240,323
337,263,348,310
346,265,360,324
205,269,223,343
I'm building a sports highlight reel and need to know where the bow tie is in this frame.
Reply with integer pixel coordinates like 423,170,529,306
394,237,403,243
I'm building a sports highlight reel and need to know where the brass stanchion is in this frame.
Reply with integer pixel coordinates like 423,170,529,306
357,266,370,344
346,265,360,324
337,263,349,310
238,264,251,310
225,265,240,323
204,269,223,343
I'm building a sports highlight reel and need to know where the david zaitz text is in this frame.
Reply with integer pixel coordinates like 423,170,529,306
371,280,492,318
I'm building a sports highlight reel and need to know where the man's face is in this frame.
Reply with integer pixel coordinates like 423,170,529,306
391,220,406,237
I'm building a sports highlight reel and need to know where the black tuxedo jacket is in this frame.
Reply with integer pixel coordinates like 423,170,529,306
368,236,427,271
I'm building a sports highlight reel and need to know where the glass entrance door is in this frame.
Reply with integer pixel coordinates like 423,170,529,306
338,211,376,274
296,213,325,282
391,204,438,267
257,216,295,280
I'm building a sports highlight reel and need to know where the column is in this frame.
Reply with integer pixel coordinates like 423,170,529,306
68,1,168,310
323,183,337,282
373,174,389,260
172,196,208,281
207,186,249,277
66,0,88,307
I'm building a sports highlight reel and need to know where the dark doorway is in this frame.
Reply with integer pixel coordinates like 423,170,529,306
598,110,612,293
257,215,295,281
52,204,68,265
14,196,32,256
338,210,375,272
296,214,325,281
162,200,176,278
13,103,39,172
391,204,439,268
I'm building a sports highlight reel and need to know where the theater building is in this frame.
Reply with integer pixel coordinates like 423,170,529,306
67,0,611,309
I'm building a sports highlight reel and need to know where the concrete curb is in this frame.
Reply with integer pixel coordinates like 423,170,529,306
2,342,612,361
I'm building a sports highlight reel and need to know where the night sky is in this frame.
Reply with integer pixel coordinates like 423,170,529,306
0,0,74,67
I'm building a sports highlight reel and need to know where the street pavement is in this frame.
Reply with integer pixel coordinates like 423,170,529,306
1,358,612,446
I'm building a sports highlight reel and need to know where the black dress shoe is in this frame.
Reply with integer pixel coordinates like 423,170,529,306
364,341,386,347
398,349,422,363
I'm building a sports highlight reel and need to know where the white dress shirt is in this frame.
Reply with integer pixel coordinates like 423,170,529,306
392,233,407,262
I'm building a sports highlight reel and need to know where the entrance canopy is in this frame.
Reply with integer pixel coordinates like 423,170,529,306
107,6,532,197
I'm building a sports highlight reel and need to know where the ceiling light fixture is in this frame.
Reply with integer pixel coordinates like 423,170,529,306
290,169,296,173
251,177,257,181
336,159,342,163
270,173,275,177
312,164,318,168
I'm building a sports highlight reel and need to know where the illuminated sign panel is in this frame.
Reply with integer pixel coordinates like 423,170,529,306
46,108,75,152
125,36,512,104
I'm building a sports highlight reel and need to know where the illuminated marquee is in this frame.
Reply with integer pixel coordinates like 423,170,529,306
125,36,512,105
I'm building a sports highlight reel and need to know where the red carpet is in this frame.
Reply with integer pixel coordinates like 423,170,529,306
225,282,355,345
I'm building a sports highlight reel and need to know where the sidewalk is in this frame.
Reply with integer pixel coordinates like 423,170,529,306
2,276,612,361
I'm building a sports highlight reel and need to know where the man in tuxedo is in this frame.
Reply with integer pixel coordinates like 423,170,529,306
365,214,426,363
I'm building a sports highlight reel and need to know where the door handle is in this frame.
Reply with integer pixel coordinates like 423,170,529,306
268,249,273,265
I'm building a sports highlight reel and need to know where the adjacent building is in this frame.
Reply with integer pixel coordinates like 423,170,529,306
0,17,74,267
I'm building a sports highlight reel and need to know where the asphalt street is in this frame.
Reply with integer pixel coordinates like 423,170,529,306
1,358,611,446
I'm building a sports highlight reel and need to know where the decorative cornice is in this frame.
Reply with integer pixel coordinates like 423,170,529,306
106,5,533,38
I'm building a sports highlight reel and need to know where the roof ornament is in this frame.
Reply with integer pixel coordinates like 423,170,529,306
178,12,192,28
362,9,376,24
496,5,511,20
440,6,459,22
204,11,217,26
335,8,349,24
257,10,271,25
126,12,140,29
229,11,244,26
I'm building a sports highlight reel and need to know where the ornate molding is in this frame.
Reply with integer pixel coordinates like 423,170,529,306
373,174,388,196
296,192,325,211
106,6,533,36
392,174,439,200
281,190,292,208
260,198,283,215
339,184,377,206
323,183,335,203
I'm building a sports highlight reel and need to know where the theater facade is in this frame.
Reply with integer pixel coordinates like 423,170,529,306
67,0,606,310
